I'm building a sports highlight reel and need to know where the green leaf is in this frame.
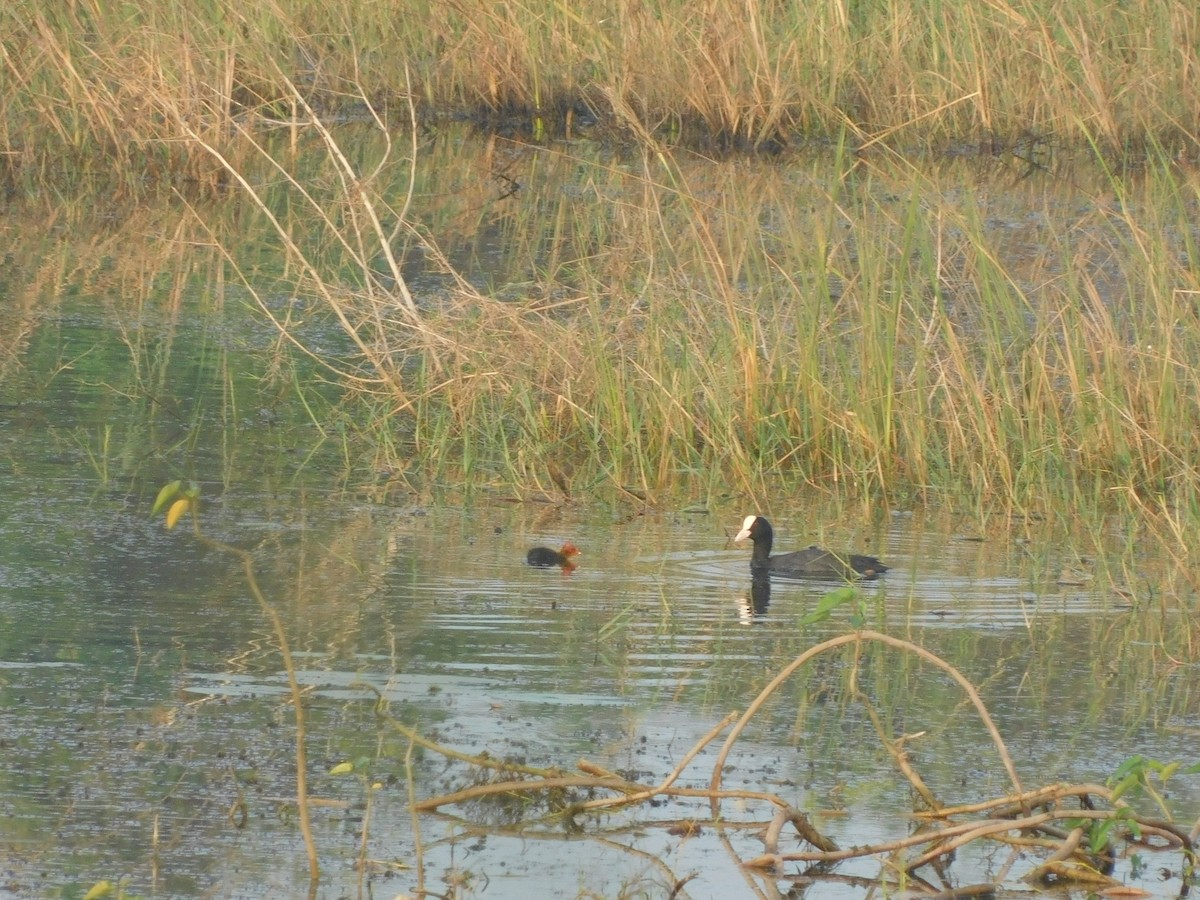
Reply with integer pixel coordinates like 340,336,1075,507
801,587,858,626
330,761,355,776
1108,754,1149,786
151,480,182,515
1087,816,1118,853
1109,773,1138,803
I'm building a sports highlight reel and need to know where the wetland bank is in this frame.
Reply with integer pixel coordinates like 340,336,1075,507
3,1,1200,897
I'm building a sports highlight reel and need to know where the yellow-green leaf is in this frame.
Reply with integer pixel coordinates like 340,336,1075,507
152,480,182,515
801,587,858,626
165,498,191,530
329,762,355,776
83,882,115,900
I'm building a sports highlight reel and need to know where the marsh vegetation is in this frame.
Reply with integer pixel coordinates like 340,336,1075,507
3,1,1200,896
6,0,1200,521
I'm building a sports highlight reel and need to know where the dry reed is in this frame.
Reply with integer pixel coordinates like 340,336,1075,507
4,0,1200,193
161,96,1200,544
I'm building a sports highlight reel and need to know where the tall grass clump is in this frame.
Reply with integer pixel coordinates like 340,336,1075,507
8,0,1200,529
4,0,1200,193
183,103,1200,534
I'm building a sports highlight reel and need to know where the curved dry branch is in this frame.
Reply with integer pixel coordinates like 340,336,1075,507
348,631,1190,894
709,630,1023,814
921,782,1111,819
743,811,1057,868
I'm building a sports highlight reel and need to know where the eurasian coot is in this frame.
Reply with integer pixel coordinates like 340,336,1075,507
733,515,888,579
526,542,580,572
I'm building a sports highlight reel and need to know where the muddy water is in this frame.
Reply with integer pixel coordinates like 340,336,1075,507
1,488,1196,898
2,132,1199,898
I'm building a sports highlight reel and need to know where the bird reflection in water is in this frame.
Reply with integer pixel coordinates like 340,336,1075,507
736,575,772,624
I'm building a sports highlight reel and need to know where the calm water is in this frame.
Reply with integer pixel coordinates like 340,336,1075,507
2,132,1199,899
2,489,1196,898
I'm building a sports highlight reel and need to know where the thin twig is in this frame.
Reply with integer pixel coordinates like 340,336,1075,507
406,737,425,898
190,518,319,882
574,711,740,811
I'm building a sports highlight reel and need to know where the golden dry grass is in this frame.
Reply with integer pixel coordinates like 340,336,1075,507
3,0,1199,191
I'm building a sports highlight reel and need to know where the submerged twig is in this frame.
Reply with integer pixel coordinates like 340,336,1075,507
854,687,941,811
573,711,740,812
406,737,426,897
187,517,319,882
412,775,640,813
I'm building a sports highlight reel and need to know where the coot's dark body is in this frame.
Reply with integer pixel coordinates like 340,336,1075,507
734,515,888,580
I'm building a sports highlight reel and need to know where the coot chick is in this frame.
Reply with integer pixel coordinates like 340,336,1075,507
734,515,888,580
526,542,580,573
